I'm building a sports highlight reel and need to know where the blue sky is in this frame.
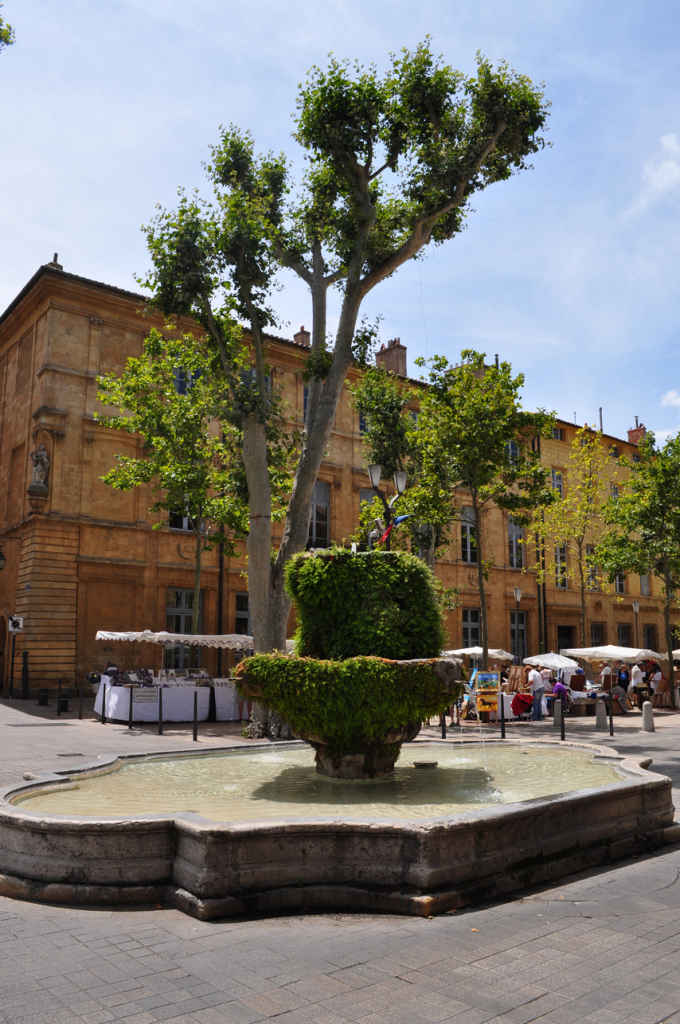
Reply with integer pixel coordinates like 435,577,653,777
1,0,678,441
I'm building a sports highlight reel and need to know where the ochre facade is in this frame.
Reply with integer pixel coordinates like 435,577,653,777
0,263,672,692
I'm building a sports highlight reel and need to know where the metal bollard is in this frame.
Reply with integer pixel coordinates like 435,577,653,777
441,711,446,739
21,650,29,700
193,690,198,742
78,678,84,720
609,692,614,736
158,686,163,735
128,687,133,729
560,699,565,741
57,678,62,717
500,692,505,739
101,682,107,725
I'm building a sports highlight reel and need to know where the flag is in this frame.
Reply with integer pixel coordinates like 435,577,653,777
378,514,413,545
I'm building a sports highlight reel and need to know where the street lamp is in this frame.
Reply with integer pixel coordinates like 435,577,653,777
366,463,408,551
632,600,640,649
513,587,523,663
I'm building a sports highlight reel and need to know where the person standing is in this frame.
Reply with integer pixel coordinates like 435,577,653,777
631,661,644,707
528,666,545,721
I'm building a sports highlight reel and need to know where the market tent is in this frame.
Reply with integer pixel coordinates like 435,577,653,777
524,653,578,670
96,629,255,650
560,644,666,662
444,646,514,661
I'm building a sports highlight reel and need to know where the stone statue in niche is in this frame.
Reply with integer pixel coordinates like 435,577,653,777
27,443,50,512
29,444,50,490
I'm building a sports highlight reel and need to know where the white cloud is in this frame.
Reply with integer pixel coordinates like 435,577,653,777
629,134,680,214
661,388,680,409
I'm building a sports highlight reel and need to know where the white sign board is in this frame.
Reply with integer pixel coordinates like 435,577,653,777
8,616,23,633
133,687,159,703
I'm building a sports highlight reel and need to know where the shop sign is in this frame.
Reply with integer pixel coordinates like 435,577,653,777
133,687,158,703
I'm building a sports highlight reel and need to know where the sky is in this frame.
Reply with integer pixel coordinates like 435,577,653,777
1,0,679,442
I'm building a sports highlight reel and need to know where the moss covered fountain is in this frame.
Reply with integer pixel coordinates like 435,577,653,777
0,550,675,919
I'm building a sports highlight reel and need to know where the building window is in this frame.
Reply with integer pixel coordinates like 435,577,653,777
643,624,657,650
510,610,526,659
173,367,202,395
506,440,519,465
409,410,419,427
632,453,641,463
552,427,563,441
308,480,330,548
586,544,598,590
165,588,202,669
617,623,632,647
610,483,619,499
555,544,568,588
609,445,619,459
508,516,523,569
462,608,480,647
235,593,250,636
461,507,477,563
551,469,563,497
359,412,367,434
640,574,650,597
590,622,605,646
557,625,574,651
615,573,626,594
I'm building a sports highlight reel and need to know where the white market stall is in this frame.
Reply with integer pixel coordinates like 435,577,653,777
94,630,269,723
561,643,669,710
444,646,514,662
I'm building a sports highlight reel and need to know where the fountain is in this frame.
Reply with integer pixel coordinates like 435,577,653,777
0,551,676,918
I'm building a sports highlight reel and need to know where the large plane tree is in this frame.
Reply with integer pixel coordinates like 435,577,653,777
141,41,550,652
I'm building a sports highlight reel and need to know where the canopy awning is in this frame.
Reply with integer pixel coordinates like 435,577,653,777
96,629,256,651
444,646,514,661
560,644,666,662
524,653,578,670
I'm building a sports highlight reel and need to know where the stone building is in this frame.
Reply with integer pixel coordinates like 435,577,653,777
0,260,671,693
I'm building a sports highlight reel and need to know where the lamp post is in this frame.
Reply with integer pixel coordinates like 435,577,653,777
367,464,407,551
632,600,640,649
513,587,523,664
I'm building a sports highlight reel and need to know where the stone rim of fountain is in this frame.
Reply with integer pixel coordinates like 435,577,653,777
0,738,676,921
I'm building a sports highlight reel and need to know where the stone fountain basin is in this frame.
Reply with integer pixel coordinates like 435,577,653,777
0,739,676,920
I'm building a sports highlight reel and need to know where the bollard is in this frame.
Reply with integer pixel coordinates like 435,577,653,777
560,700,565,741
609,692,614,736
500,692,505,739
441,712,446,739
101,682,107,725
553,699,562,730
642,701,655,732
128,687,133,729
57,678,62,717
158,686,163,735
595,700,607,731
78,678,84,720
193,690,198,742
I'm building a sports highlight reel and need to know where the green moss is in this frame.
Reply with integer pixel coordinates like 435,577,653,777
284,549,446,660
235,653,457,757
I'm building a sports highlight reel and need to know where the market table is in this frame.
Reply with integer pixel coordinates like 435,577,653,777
94,677,241,723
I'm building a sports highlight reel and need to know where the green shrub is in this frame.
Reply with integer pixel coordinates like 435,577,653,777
284,549,446,660
235,653,457,757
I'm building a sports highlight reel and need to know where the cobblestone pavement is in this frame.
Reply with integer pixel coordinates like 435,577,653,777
0,700,679,1023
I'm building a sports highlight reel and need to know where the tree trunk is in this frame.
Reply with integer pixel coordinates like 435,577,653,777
191,510,202,636
577,541,587,647
471,491,489,670
242,418,274,651
663,559,677,709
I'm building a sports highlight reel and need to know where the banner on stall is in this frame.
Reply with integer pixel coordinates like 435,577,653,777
133,687,159,703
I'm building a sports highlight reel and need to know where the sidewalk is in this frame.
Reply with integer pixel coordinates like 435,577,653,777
0,699,679,1023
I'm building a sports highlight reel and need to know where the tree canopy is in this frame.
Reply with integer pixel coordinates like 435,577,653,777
597,431,680,703
0,5,14,53
138,40,551,659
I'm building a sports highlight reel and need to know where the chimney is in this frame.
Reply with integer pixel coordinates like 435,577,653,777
293,325,310,347
627,421,647,446
46,252,63,271
375,337,407,376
